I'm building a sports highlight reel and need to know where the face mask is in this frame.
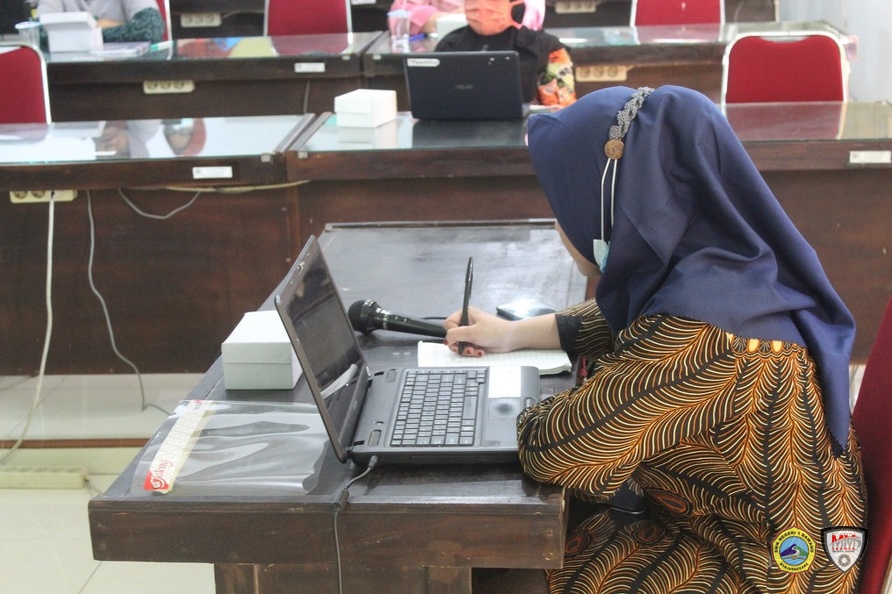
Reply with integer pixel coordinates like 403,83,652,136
465,0,523,36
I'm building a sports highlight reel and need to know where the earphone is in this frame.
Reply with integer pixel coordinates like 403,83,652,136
593,87,655,270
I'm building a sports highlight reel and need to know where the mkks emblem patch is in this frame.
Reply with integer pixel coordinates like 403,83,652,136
822,527,867,572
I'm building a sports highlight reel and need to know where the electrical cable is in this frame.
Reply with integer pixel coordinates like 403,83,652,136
0,194,57,464
116,187,202,219
303,79,312,114
332,456,379,594
86,191,169,416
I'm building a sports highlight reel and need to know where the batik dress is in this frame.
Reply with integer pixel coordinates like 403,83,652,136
518,300,867,594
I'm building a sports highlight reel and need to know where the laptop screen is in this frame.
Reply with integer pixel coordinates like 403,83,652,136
404,51,525,121
275,238,367,454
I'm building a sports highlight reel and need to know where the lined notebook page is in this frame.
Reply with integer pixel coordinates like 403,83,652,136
417,341,572,375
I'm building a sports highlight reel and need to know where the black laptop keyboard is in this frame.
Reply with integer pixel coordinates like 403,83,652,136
390,369,483,447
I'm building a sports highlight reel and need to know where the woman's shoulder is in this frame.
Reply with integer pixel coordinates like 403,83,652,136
517,26,564,50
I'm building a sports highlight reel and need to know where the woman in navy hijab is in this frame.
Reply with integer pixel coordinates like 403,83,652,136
445,86,866,593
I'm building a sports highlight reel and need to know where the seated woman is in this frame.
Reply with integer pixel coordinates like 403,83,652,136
445,86,867,593
38,0,164,43
389,0,544,36
435,0,575,107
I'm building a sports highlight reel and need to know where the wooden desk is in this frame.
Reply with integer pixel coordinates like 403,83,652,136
363,20,851,110
45,32,383,122
0,114,313,375
288,103,892,361
89,221,580,594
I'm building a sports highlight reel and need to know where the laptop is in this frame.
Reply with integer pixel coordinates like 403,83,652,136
274,236,542,465
404,51,527,121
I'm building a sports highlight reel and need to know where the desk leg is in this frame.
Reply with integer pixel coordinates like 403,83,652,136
215,563,472,593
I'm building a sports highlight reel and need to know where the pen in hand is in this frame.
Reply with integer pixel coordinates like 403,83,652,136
457,257,474,356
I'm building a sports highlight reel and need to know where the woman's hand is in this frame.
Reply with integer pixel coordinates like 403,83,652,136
444,306,514,356
444,306,561,356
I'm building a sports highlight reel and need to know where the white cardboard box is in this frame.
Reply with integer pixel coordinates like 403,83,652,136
334,89,397,128
336,119,399,148
221,311,302,390
39,12,103,53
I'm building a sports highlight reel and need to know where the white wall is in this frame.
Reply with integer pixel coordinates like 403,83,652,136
779,0,892,102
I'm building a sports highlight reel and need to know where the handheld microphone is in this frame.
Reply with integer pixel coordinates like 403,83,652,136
347,299,446,339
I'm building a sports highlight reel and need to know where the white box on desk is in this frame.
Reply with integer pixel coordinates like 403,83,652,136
221,311,302,390
336,119,399,148
39,12,103,53
334,89,397,128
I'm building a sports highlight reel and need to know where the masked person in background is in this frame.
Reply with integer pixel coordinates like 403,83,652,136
435,0,575,108
444,86,867,593
389,0,544,36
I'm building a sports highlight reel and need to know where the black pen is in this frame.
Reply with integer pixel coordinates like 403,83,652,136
457,257,473,356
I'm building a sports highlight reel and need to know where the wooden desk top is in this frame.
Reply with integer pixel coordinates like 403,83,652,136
288,101,892,181
45,31,383,82
361,20,851,76
0,114,313,190
89,221,580,576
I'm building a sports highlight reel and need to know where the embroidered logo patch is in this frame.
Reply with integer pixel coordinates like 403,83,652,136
822,527,867,572
772,528,816,573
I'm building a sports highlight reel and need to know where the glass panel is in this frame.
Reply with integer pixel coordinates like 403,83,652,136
0,115,305,163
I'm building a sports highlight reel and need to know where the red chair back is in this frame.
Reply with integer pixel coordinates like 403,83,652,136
852,296,892,594
264,0,351,36
0,44,50,123
156,0,172,40
722,32,848,104
630,0,723,26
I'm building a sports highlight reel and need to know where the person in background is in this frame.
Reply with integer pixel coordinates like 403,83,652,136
37,0,163,43
389,0,544,36
435,0,575,107
444,86,866,593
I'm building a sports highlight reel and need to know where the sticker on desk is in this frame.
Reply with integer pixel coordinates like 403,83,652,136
143,399,212,493
295,62,326,73
192,166,233,180
849,150,891,164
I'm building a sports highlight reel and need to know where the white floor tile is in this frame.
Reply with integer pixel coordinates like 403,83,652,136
0,539,100,594
0,374,201,441
0,374,217,593
82,561,216,594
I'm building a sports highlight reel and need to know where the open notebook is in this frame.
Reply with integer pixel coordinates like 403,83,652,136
417,342,572,375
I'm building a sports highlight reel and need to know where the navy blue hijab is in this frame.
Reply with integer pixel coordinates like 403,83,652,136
527,85,855,453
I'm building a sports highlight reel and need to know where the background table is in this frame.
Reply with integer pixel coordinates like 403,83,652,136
89,220,584,593
46,32,383,122
362,20,850,109
1,114,313,375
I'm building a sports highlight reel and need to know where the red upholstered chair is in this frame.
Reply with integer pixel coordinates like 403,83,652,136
721,31,849,104
0,42,51,123
853,296,892,594
630,0,723,26
264,0,351,36
156,0,172,40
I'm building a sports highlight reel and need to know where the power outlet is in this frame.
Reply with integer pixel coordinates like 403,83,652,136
180,12,222,28
9,190,78,204
575,64,629,82
143,79,196,94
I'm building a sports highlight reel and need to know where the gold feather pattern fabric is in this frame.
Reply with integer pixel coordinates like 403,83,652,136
518,310,866,594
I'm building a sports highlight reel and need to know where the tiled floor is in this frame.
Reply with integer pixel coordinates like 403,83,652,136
0,368,868,594
0,374,214,594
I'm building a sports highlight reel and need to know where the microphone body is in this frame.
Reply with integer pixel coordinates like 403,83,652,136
348,299,446,339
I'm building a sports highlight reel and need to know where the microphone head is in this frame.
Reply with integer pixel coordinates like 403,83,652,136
348,299,379,333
